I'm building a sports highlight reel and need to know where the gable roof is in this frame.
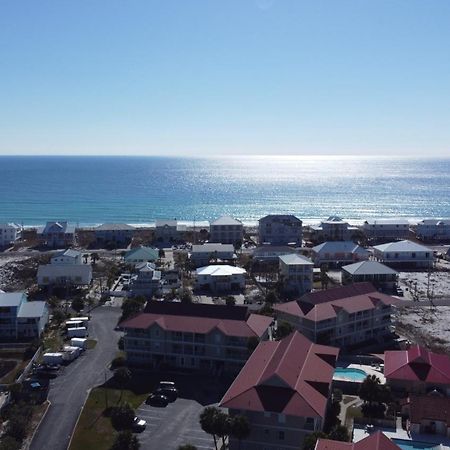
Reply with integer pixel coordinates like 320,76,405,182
373,240,432,253
316,432,401,450
120,302,271,338
38,221,75,234
18,301,47,318
341,261,398,276
274,283,398,322
384,345,450,385
220,331,338,417
0,292,25,307
312,241,369,255
210,216,243,226
279,254,314,265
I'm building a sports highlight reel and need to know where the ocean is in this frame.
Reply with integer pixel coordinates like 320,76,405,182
0,155,449,226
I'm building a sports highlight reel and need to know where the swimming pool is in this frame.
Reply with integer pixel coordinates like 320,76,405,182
393,439,442,449
333,367,367,382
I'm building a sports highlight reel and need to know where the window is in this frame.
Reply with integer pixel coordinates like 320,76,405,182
278,413,286,423
279,431,285,440
412,252,416,258
264,411,271,418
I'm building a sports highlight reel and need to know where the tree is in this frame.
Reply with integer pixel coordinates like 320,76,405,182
247,336,259,353
158,248,165,259
230,415,251,450
200,407,219,450
274,320,293,340
83,253,89,264
225,296,236,306
178,445,197,450
110,430,140,450
359,375,391,419
212,411,231,449
0,436,22,450
71,297,85,313
121,298,145,321
91,252,100,266
181,288,192,303
51,308,66,325
328,425,350,442
265,290,278,304
302,431,328,450
114,367,131,388
110,404,135,430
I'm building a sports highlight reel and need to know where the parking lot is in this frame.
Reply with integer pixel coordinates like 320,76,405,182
136,397,216,450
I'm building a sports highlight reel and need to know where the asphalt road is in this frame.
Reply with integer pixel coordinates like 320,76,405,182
30,306,121,450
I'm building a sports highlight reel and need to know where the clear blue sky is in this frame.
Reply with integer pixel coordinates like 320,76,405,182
1,0,450,156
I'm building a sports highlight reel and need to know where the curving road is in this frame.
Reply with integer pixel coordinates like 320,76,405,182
30,306,121,450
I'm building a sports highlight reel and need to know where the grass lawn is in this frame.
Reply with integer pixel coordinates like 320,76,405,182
346,405,363,427
42,329,63,352
69,387,148,450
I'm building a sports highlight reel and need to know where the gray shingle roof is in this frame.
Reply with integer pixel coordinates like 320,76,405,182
0,292,25,307
341,261,398,276
18,301,47,318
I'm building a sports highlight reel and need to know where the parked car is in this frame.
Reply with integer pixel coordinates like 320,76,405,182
132,417,146,432
154,387,178,402
146,393,169,407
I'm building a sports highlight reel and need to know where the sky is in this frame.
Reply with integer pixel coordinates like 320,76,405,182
1,0,450,157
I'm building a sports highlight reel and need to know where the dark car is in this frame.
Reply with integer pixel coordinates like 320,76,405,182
146,393,169,407
154,387,178,402
33,370,58,379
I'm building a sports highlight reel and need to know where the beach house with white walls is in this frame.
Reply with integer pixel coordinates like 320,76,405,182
278,254,314,296
130,262,161,297
311,241,370,267
373,240,434,268
341,260,398,292
362,219,411,242
309,216,359,243
258,214,302,245
414,219,450,242
209,215,244,245
155,219,178,243
0,223,21,248
194,265,246,294
190,243,236,268
94,223,136,247
37,221,76,248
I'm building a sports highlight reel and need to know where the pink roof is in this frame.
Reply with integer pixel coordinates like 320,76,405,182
120,312,272,338
384,345,450,385
316,432,401,450
301,282,377,305
220,331,339,418
275,290,398,323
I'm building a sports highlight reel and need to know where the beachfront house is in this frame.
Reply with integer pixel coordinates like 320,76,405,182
341,260,398,292
94,223,136,247
129,262,161,298
124,246,159,264
258,214,302,245
384,345,450,397
37,221,75,248
37,249,92,287
154,219,178,243
372,240,434,269
194,265,246,294
311,241,370,268
209,215,244,246
220,331,339,450
278,254,314,296
308,216,359,243
414,219,450,242
362,219,411,242
190,243,235,268
120,302,272,374
274,283,398,347
0,292,48,340
0,223,21,248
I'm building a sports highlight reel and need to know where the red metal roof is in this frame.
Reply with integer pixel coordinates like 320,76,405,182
120,311,272,338
384,345,450,385
316,432,401,450
220,331,339,418
274,289,398,323
301,282,377,305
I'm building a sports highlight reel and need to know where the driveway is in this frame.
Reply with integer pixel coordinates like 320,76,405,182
137,398,216,450
30,306,121,450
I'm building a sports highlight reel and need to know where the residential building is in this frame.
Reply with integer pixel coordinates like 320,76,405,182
161,269,181,289
258,215,302,245
124,246,159,264
341,261,398,292
37,221,75,248
309,216,359,243
0,223,21,248
403,394,450,438
311,241,370,267
50,249,82,265
414,219,450,242
37,249,92,287
0,292,48,340
252,245,301,263
121,302,272,374
274,283,398,347
278,254,314,296
384,345,450,396
209,215,244,245
362,219,410,242
316,431,401,450
194,265,246,294
220,331,339,450
130,262,161,297
190,243,235,268
155,219,178,243
372,240,434,269
94,223,136,247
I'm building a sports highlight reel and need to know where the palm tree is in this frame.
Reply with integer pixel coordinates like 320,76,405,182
199,407,219,450
114,367,131,402
230,415,251,450
213,411,231,449
91,252,100,266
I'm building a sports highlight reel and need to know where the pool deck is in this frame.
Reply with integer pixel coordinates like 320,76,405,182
353,424,450,449
333,363,386,383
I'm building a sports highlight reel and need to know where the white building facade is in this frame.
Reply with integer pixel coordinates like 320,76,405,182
209,216,244,245
0,223,21,247
279,254,314,296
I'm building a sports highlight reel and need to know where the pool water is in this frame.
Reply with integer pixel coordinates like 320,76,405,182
333,367,367,382
393,439,442,449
